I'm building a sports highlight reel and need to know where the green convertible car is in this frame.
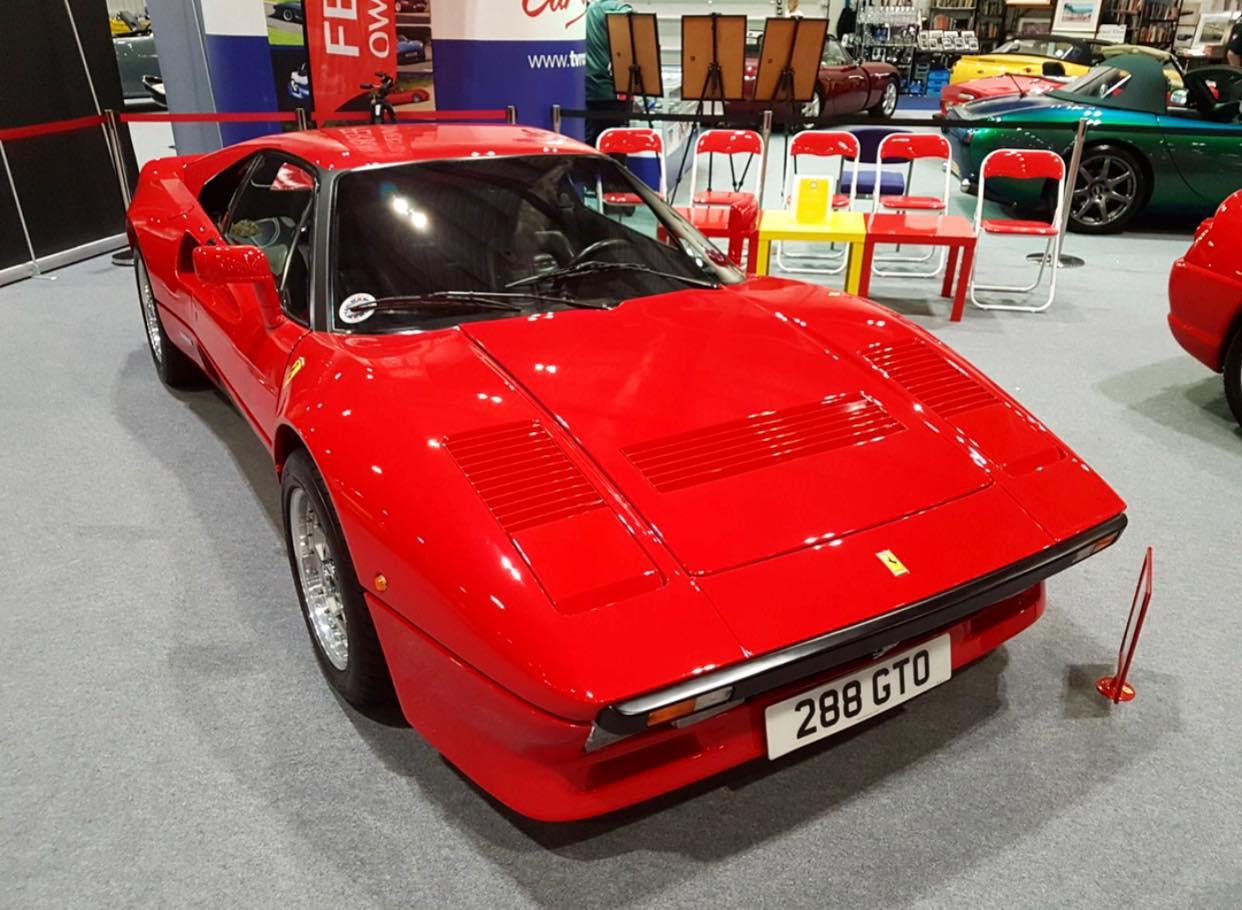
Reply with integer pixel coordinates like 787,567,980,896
946,54,1242,233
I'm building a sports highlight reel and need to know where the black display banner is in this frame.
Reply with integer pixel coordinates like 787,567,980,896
0,0,134,266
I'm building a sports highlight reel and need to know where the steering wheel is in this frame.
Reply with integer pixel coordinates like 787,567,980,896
567,237,629,268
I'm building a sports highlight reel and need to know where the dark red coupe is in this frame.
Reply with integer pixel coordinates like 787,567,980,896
127,124,1126,820
727,34,901,122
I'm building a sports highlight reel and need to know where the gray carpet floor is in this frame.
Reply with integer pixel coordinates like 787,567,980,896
2,214,1240,908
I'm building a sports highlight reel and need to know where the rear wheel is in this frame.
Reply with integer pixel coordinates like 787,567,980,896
1224,327,1242,427
801,86,827,125
134,249,203,389
1069,144,1146,234
869,80,898,119
282,449,394,707
280,8,295,21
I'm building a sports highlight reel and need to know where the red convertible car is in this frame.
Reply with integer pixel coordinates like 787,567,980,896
1169,189,1242,426
728,34,900,122
127,124,1126,820
939,74,1062,116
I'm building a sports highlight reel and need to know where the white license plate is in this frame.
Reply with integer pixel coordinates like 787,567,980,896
765,635,952,759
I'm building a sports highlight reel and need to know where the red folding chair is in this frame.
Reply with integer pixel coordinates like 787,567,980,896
775,130,860,275
969,149,1066,313
688,129,764,211
596,127,667,202
871,132,953,278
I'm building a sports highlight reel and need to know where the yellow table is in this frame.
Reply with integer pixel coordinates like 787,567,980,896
752,210,867,294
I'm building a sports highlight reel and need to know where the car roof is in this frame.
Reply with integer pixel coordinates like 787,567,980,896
230,124,595,173
1050,53,1170,115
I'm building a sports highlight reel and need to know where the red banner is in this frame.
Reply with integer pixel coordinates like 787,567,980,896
304,0,399,116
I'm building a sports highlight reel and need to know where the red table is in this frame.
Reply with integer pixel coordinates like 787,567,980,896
857,213,977,322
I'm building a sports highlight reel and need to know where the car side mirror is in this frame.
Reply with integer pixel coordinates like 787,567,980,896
1042,62,1066,77
192,244,283,328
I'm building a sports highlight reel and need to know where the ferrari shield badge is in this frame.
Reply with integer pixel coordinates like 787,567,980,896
876,550,909,577
282,356,305,388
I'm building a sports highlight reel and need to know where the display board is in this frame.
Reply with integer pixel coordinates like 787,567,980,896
608,12,664,98
680,14,747,101
753,16,829,104
304,0,398,117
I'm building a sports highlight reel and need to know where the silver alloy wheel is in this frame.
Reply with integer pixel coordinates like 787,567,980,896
803,91,822,122
281,8,295,20
881,81,898,116
135,255,163,364
1072,153,1138,228
290,487,349,671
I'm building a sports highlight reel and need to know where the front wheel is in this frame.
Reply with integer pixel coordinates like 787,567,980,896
869,80,898,119
282,450,394,707
134,249,203,389
280,8,295,21
801,86,827,125
1068,144,1147,234
1224,327,1242,427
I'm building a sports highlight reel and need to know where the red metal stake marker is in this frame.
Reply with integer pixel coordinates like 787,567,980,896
1097,546,1154,704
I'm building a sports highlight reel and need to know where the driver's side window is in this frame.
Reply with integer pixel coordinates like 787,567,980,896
822,38,850,66
221,155,316,324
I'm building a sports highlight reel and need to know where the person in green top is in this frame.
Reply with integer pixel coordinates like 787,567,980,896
585,0,633,145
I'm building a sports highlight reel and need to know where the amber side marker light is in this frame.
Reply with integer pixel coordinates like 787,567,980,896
645,687,734,727
374,574,388,592
1073,530,1121,564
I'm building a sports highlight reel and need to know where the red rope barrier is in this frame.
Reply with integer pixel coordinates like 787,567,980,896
120,111,299,123
0,114,106,143
311,109,509,123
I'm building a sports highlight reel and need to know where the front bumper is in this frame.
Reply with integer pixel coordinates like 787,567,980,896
367,515,1122,821
1168,257,1237,373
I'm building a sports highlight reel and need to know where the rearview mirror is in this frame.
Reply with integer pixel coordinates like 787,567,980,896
193,244,273,285
1042,62,1066,77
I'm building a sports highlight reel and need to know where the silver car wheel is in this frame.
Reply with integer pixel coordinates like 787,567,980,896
1072,153,1138,228
290,487,349,671
881,81,898,116
135,255,163,364
802,91,822,122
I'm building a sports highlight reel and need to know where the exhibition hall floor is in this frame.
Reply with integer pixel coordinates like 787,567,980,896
3,225,1240,907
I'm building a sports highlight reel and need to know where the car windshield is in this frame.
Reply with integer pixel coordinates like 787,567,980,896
994,38,1079,60
331,154,741,333
1051,64,1133,100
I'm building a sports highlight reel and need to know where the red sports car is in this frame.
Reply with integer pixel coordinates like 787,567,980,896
727,34,900,122
1169,189,1242,426
938,74,1063,116
127,124,1126,821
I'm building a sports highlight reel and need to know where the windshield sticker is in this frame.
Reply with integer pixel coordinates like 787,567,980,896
339,292,377,324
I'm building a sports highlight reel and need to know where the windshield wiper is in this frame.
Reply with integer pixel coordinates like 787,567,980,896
505,260,719,291
341,290,569,319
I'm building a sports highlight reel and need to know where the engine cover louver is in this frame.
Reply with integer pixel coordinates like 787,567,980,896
623,394,903,493
443,421,605,532
864,339,997,417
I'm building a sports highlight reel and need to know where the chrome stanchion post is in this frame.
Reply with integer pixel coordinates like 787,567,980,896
103,109,133,210
506,105,518,125
103,109,136,267
551,104,562,135
1028,116,1087,269
0,138,44,279
758,109,774,210
296,107,309,131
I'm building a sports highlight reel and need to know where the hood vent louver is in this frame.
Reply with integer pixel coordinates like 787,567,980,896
623,394,903,493
443,421,604,532
865,339,997,418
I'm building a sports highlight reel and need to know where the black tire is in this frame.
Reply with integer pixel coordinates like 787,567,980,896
1224,326,1242,427
281,449,394,707
1068,144,1147,235
280,8,295,21
134,249,204,389
869,79,899,119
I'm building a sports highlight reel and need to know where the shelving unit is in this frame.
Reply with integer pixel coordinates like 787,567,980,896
1136,0,1184,47
975,0,1006,49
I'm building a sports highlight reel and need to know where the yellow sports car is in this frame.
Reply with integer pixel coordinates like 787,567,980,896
109,12,150,36
950,34,1106,84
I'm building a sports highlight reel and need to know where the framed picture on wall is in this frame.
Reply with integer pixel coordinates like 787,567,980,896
1051,0,1102,33
1193,11,1240,50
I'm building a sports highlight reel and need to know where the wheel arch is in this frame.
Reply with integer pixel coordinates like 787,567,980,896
273,422,309,477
